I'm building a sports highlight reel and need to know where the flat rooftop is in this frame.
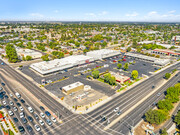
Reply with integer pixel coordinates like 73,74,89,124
30,55,94,74
62,82,84,92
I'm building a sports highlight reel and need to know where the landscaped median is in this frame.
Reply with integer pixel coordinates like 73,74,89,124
104,70,179,131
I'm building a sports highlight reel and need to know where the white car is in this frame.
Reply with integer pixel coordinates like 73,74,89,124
19,106,23,111
157,93,161,96
8,111,14,116
114,107,119,112
13,106,18,112
39,120,44,126
34,124,41,132
40,113,45,119
20,112,25,118
9,101,14,106
9,93,13,97
15,92,21,98
2,100,6,105
51,117,56,123
28,107,33,113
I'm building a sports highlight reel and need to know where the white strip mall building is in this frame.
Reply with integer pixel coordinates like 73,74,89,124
30,49,121,75
86,49,121,60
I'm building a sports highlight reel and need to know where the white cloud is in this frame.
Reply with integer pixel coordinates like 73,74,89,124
169,10,176,13
29,13,44,18
54,10,59,13
98,11,108,16
148,11,157,16
85,13,96,17
126,12,139,17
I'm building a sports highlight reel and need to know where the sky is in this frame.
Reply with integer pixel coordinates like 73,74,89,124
0,0,180,22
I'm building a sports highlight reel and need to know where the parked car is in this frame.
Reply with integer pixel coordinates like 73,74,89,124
9,93,13,97
51,117,56,123
9,101,14,106
13,106,18,112
40,113,45,118
21,117,27,124
2,100,6,105
28,106,33,113
27,116,33,122
8,110,14,116
34,113,39,120
45,111,51,116
16,102,21,107
4,95,8,99
40,106,45,111
20,99,25,103
18,126,25,133
19,106,24,111
1,82,5,86
46,119,52,126
39,120,44,126
5,105,11,110
15,92,21,98
13,117,19,123
26,125,33,132
20,112,25,118
13,98,18,102
34,124,41,132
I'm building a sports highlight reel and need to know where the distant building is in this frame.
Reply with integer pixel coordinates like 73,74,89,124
125,52,170,66
86,49,121,60
152,49,180,57
16,48,42,60
62,82,84,95
138,41,155,45
143,30,159,34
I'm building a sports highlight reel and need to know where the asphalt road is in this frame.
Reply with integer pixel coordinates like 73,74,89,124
110,72,180,135
0,59,179,135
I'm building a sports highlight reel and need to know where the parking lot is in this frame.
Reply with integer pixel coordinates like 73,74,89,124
19,55,159,98
0,80,59,135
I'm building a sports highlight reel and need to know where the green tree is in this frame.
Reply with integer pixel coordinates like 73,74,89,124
92,70,99,79
109,76,116,85
131,70,138,80
22,56,26,61
157,99,173,111
127,47,131,52
145,109,168,125
5,44,19,63
174,110,180,126
26,55,32,61
69,51,73,55
117,63,122,69
41,54,49,61
166,86,180,103
160,128,168,135
165,73,171,79
104,73,111,83
124,63,129,70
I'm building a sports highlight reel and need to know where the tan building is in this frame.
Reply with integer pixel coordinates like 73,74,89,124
62,82,84,95
110,71,130,84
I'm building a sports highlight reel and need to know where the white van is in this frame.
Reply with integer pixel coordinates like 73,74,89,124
15,92,21,98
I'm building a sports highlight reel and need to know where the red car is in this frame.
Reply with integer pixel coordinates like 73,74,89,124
123,59,126,61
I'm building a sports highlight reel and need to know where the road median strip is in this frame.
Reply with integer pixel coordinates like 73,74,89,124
104,71,179,130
